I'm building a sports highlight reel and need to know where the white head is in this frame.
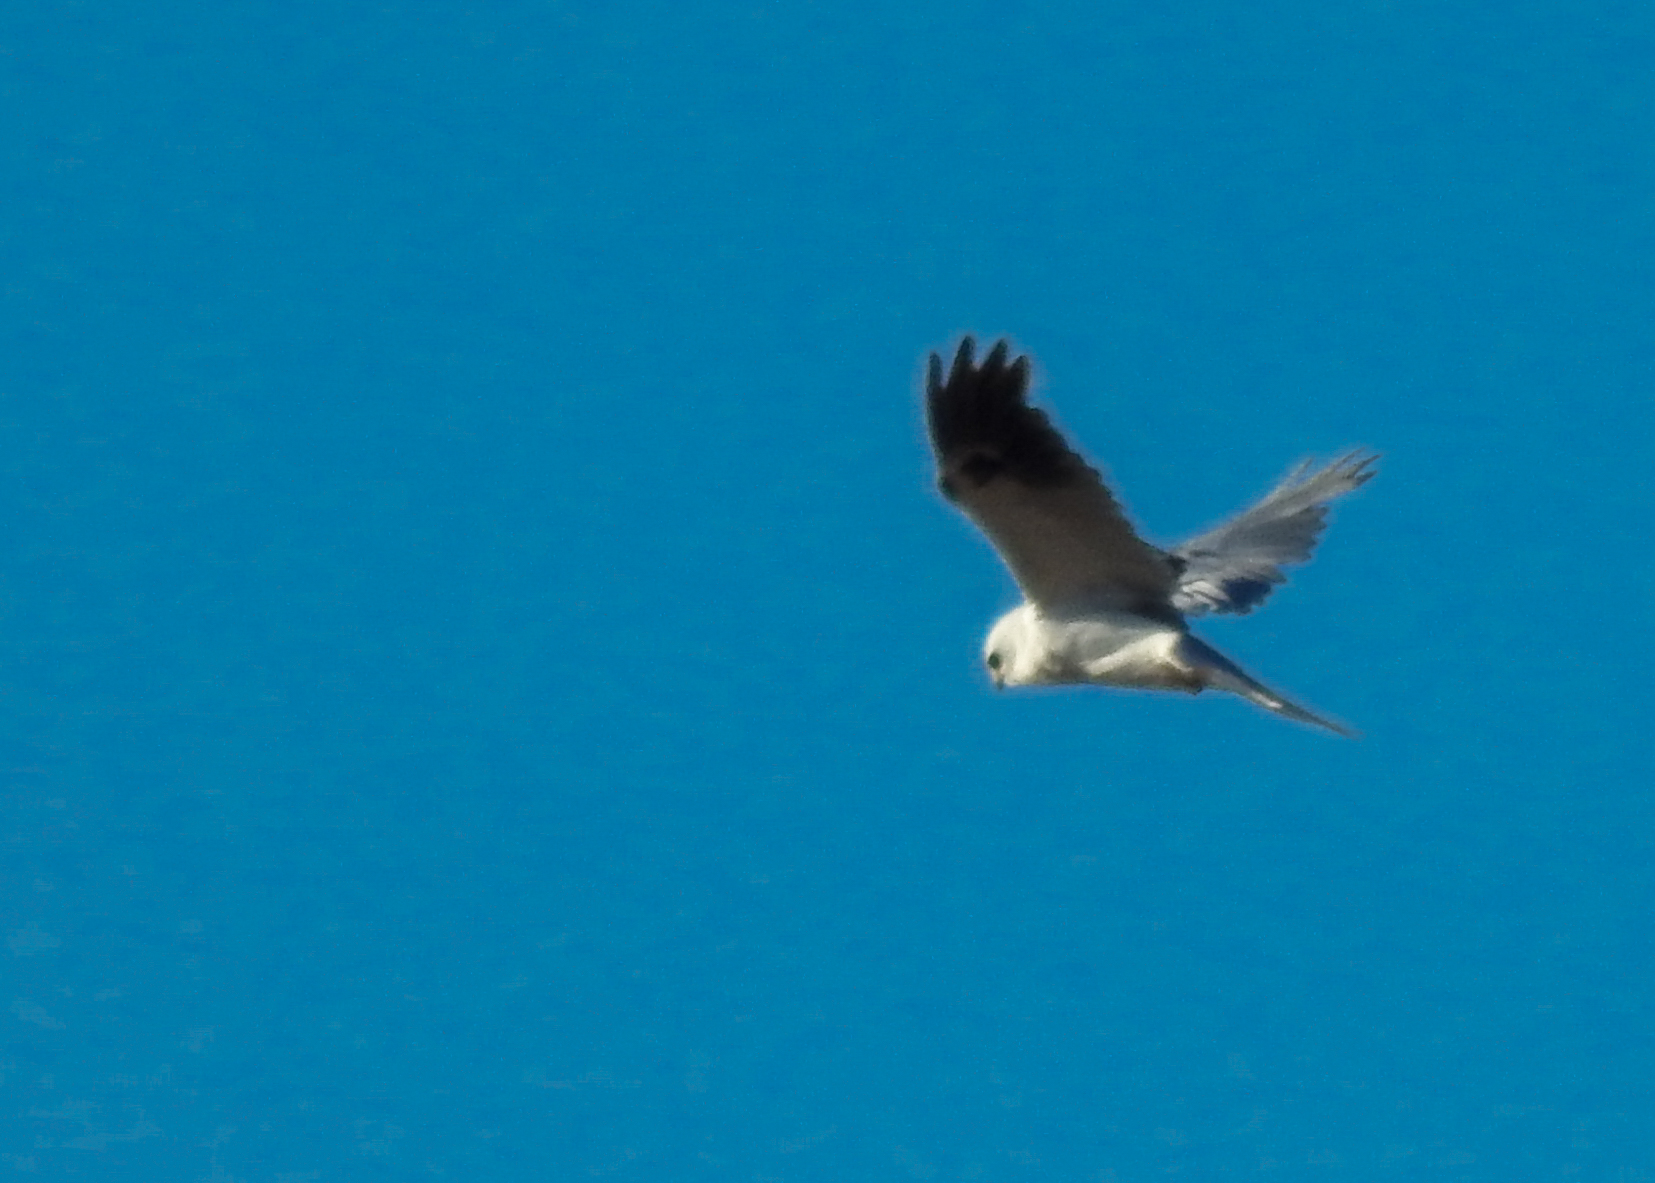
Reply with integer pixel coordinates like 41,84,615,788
982,604,1041,689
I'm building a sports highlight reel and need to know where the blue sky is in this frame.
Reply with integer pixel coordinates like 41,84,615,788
3,0,1653,1178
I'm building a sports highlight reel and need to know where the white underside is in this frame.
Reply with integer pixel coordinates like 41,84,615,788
1076,628,1193,689
989,605,1197,691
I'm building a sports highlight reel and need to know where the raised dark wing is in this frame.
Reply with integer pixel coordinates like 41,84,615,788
1169,451,1377,616
925,337,1177,616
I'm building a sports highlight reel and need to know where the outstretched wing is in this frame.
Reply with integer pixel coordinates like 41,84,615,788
1169,451,1377,616
925,337,1177,616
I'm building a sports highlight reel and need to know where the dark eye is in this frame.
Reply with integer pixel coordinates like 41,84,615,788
986,652,1002,671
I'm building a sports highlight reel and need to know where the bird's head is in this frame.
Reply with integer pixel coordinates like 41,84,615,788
982,606,1037,690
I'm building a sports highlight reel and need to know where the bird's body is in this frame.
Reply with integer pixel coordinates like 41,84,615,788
925,337,1374,735
985,605,1196,691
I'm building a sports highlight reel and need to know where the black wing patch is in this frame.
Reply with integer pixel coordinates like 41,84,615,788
926,338,1097,501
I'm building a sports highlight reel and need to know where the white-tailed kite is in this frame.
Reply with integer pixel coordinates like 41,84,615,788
926,337,1375,736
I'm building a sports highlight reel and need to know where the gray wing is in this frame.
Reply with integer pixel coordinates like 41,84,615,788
1169,451,1377,616
926,337,1178,616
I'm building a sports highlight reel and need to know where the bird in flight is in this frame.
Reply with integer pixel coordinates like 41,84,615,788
925,337,1375,735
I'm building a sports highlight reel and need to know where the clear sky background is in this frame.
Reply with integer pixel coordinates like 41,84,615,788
3,0,1653,1178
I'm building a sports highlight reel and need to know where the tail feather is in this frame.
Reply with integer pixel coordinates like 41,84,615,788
1178,635,1356,738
